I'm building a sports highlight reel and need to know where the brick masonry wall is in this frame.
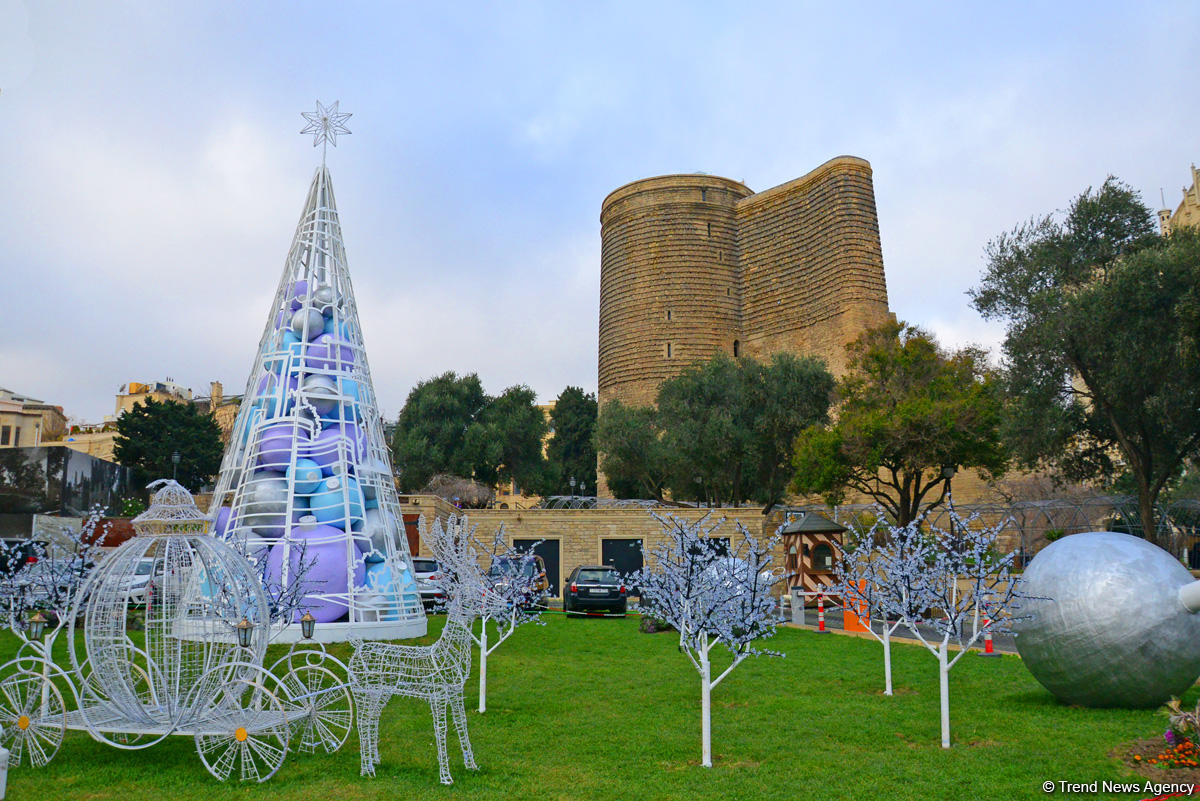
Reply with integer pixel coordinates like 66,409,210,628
599,175,751,412
737,157,891,376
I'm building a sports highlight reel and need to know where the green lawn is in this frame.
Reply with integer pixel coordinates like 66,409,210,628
1,614,1182,800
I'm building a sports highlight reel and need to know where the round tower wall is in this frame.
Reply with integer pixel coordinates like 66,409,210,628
598,175,753,411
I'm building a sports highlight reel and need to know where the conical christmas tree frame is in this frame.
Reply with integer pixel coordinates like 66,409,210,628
210,165,426,642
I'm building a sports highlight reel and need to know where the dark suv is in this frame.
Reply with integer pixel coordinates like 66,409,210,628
563,566,627,616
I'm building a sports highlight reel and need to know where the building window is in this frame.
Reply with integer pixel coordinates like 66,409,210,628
700,188,707,201
706,222,712,238
812,543,834,572
665,309,672,321
733,340,740,357
726,287,731,296
665,342,673,359
11,428,19,447
0,426,9,446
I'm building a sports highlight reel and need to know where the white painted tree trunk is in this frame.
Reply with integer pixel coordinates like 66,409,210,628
938,640,951,749
478,622,489,713
700,653,712,768
882,622,893,696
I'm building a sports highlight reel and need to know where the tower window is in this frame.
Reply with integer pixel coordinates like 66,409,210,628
707,222,712,238
665,309,672,321
726,287,731,296
665,342,673,359
733,340,740,357
700,189,707,201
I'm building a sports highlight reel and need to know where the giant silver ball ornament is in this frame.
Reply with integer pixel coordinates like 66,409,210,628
1014,531,1200,708
291,308,326,341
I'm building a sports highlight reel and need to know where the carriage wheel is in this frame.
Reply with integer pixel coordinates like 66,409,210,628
194,668,289,782
281,663,352,754
0,669,66,768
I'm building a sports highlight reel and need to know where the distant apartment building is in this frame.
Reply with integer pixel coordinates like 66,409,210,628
0,388,67,449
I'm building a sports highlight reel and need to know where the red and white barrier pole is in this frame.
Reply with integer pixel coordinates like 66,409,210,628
980,616,999,657
817,592,829,634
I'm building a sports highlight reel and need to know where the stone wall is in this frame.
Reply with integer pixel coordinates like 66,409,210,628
399,495,786,598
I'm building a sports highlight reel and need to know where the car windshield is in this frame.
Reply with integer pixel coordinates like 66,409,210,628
134,561,153,576
412,559,438,573
578,569,618,583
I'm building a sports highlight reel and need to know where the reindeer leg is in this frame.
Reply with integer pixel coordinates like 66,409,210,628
450,689,478,770
430,696,453,785
354,691,383,776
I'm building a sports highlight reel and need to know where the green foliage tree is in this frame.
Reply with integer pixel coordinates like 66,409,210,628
113,397,223,492
972,178,1200,545
391,372,547,494
469,384,548,491
595,401,671,501
392,372,488,491
790,322,1007,526
598,353,834,505
539,386,597,496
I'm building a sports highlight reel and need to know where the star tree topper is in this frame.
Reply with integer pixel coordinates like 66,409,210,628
301,100,352,159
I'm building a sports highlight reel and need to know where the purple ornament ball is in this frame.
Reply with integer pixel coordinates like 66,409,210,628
265,519,364,623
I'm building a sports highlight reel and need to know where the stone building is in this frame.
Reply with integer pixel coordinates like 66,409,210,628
0,388,68,449
599,156,892,411
597,155,893,494
1159,163,1200,235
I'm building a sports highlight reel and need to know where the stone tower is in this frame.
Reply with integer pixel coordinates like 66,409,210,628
597,156,892,494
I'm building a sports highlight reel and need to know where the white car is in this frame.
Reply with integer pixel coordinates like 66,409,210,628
122,558,155,605
412,558,444,609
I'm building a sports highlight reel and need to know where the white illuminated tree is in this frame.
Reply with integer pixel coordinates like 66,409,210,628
631,513,782,768
830,519,905,696
425,521,547,713
875,502,1026,748
448,528,548,713
0,505,108,646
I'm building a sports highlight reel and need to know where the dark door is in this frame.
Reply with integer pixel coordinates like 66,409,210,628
514,538,561,597
601,538,642,573
402,514,421,556
602,538,643,596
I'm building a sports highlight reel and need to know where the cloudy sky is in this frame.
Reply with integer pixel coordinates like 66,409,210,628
2,2,1197,423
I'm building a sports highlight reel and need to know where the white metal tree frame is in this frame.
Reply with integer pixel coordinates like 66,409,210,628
631,513,783,768
0,481,354,781
830,520,905,696
871,501,1028,748
464,529,547,714
209,103,425,642
349,515,485,785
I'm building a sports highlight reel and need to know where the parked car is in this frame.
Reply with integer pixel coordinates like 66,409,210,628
118,558,155,605
486,554,549,609
412,557,445,609
563,565,627,616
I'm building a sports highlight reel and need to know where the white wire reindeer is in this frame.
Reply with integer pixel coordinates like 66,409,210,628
348,515,482,784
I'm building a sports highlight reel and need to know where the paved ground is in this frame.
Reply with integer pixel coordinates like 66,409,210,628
780,606,1019,655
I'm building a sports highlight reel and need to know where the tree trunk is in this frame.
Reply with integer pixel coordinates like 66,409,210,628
700,654,712,768
478,623,489,713
938,640,951,749
1137,482,1160,549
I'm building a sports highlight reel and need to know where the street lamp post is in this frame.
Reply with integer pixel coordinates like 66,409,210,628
172,450,181,481
569,475,576,498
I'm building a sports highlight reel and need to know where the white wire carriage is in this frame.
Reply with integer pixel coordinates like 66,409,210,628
0,482,355,782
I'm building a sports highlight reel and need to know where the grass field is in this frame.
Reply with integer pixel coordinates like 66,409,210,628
1,614,1186,801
